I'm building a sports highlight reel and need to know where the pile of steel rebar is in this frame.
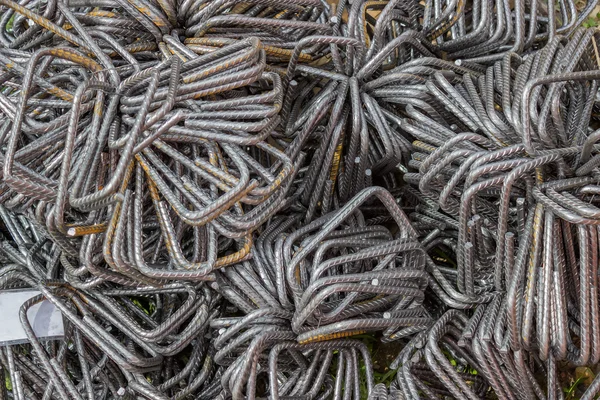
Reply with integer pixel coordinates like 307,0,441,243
1,0,600,398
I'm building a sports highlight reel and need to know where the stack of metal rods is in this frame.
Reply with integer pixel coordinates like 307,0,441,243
1,0,600,398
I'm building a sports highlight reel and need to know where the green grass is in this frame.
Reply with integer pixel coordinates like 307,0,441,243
583,12,600,27
131,297,156,315
564,376,585,399
6,14,14,32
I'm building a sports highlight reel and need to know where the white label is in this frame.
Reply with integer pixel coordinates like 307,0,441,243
0,290,65,345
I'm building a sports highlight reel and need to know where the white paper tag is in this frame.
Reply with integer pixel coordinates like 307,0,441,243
0,290,65,346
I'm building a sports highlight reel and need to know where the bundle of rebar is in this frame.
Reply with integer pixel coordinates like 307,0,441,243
1,0,600,398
